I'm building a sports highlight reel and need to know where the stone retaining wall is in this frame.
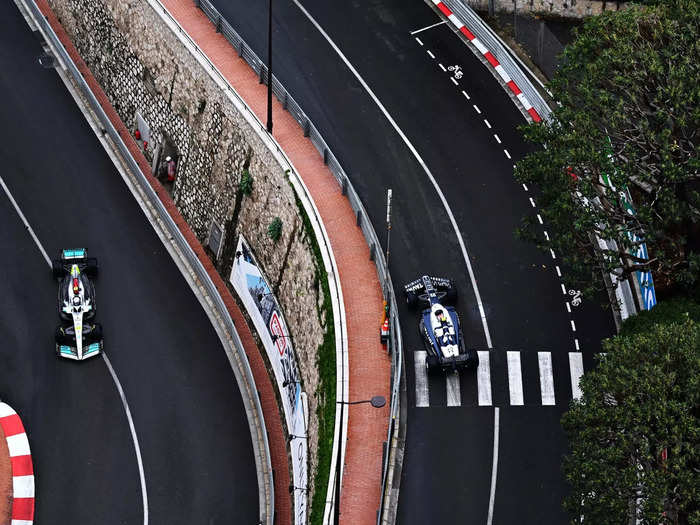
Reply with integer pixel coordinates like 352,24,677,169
47,0,325,505
471,0,629,18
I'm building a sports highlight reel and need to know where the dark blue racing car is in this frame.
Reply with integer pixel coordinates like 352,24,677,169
405,275,479,373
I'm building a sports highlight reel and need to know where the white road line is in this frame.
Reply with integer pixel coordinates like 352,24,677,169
477,351,492,406
438,62,447,72
569,352,584,400
574,338,580,351
566,302,571,313
414,351,429,407
487,407,499,525
410,20,447,34
427,49,435,59
446,371,461,406
537,214,543,224
556,265,562,277
570,320,577,332
538,352,555,406
529,197,536,208
550,248,557,259
507,351,524,406
543,231,549,241
5,434,30,457
0,177,149,524
473,104,482,114
484,119,491,129
103,352,149,525
561,283,567,295
0,175,51,265
494,134,501,144
450,77,458,86
504,149,511,159
522,183,528,191
415,37,424,46
293,0,494,348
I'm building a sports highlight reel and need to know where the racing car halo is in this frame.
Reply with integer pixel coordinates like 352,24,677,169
405,275,479,372
52,249,103,360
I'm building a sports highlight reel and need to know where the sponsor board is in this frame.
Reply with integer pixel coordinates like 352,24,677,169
230,235,308,525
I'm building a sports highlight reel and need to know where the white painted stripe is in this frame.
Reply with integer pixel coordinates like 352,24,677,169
13,475,35,498
516,92,532,110
494,64,510,82
438,62,447,71
574,339,580,351
11,520,34,525
566,302,571,313
461,90,470,100
472,38,488,55
507,351,524,406
543,231,550,241
494,134,501,144
487,407,499,525
414,351,429,407
446,371,461,406
556,265,562,277
570,320,577,332
504,149,511,159
6,434,30,457
447,13,463,28
538,352,555,405
415,37,424,46
550,248,556,259
0,403,15,418
477,351,492,406
410,20,447,35
561,283,567,295
450,77,458,86
529,197,536,207
569,352,584,400
473,104,481,114
522,183,528,191
537,214,543,224
484,119,491,128
427,49,435,59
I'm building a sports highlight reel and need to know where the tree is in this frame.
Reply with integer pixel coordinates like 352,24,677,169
561,319,700,524
515,0,700,298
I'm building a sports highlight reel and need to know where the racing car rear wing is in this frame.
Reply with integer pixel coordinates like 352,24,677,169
61,248,87,260
404,275,452,294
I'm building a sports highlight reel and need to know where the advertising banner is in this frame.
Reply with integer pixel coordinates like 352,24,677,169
230,235,308,525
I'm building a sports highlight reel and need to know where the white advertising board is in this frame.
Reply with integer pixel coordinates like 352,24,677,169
230,236,308,525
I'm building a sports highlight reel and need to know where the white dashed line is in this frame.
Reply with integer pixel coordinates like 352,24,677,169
415,37,424,46
494,134,501,144
473,104,482,114
550,249,556,259
450,77,458,86
570,320,577,332
522,183,528,191
484,119,491,129
561,283,567,295
555,266,562,277
574,339,580,351
529,197,536,208
462,90,470,100
438,63,447,72
504,149,511,159
543,231,549,241
427,50,435,59
566,302,571,313
537,214,543,224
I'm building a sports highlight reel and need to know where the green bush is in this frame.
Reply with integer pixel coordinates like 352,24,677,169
239,169,253,196
267,217,282,242
619,297,700,337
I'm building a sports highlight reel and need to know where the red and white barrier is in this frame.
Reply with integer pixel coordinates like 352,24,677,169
0,403,34,525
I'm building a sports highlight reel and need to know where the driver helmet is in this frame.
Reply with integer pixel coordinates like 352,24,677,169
72,296,81,306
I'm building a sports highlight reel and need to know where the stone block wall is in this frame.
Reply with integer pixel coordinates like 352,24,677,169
468,0,629,18
47,0,325,506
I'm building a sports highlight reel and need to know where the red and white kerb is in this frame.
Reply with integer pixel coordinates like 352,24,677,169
0,403,34,525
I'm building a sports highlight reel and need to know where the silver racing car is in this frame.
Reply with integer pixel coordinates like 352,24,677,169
52,249,103,360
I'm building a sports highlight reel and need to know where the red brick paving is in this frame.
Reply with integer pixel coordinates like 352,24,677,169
37,0,391,523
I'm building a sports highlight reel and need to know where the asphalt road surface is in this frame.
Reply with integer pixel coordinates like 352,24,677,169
208,0,615,523
0,3,257,523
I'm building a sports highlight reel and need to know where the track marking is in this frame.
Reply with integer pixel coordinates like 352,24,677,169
410,20,447,34
537,214,543,224
569,352,584,400
504,149,511,159
446,371,461,406
555,266,562,277
414,351,429,407
414,37,424,46
574,339,580,351
493,134,501,144
543,231,549,241
522,183,528,191
427,49,435,59
506,351,524,406
484,119,491,129
473,104,481,114
450,77,458,86
0,175,149,524
570,320,577,332
566,302,571,313
538,352,555,405
438,62,447,72
549,248,556,259
461,90,470,100
477,351,492,406
529,197,536,208
293,0,493,347
487,407,499,525
561,283,567,295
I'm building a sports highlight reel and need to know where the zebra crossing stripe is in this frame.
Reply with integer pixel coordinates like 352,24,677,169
477,351,492,406
414,351,429,407
507,351,524,406
538,352,555,405
446,371,461,406
569,352,584,401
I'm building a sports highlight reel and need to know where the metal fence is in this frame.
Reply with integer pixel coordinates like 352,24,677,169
194,0,404,522
441,0,553,119
20,1,275,523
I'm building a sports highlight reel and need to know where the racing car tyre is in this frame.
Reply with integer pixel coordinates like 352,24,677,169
89,323,103,341
445,284,458,304
84,257,99,276
405,290,418,308
465,347,479,370
54,326,71,344
52,260,64,279
425,354,439,373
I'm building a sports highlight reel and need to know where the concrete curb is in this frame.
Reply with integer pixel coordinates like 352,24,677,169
0,403,34,525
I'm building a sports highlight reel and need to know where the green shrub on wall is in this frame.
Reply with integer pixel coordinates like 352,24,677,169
239,169,253,196
267,217,283,242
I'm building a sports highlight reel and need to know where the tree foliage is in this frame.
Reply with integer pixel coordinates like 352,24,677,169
515,0,700,298
561,320,700,524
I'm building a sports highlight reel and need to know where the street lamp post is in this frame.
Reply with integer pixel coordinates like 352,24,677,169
266,0,273,133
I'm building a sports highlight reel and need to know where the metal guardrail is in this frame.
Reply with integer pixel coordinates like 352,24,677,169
20,2,275,524
194,1,404,522
441,0,553,120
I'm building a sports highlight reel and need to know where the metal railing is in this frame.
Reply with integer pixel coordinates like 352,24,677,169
20,1,275,523
194,1,404,523
441,0,553,120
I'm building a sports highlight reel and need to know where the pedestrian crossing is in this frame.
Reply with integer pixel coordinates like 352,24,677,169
412,349,589,408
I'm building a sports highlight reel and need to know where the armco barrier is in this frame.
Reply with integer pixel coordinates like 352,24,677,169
193,1,404,523
19,1,274,523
